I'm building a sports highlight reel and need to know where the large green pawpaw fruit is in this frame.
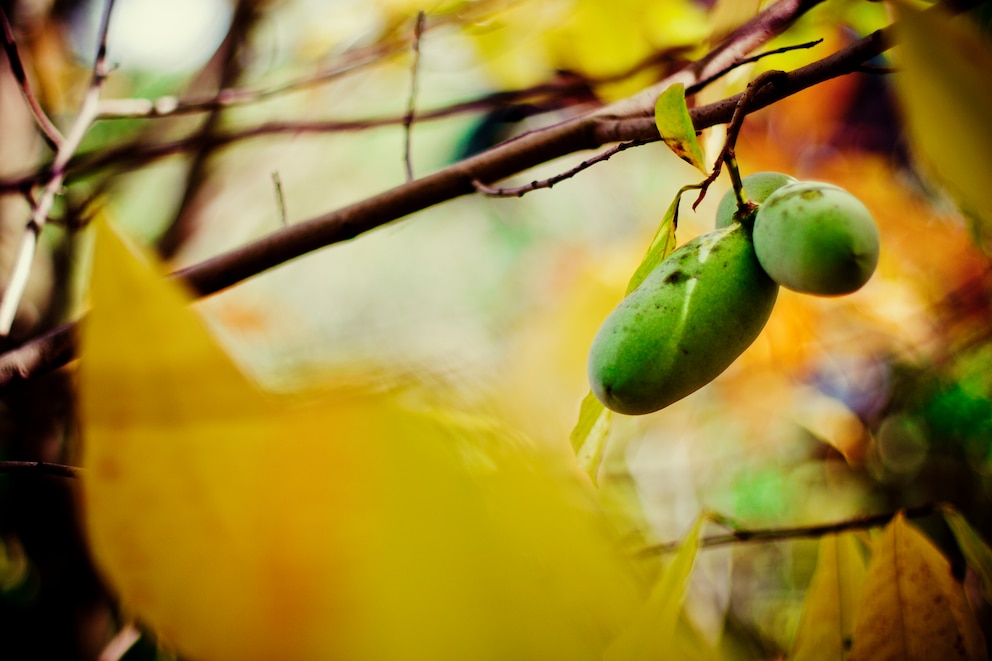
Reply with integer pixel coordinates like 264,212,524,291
588,224,778,415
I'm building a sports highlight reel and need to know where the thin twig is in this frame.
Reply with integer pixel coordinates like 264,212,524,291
95,46,392,120
0,0,116,336
156,0,263,259
642,503,946,555
0,7,64,150
0,0,912,384
98,624,141,661
0,460,80,478
272,171,287,226
472,139,650,197
692,69,787,210
90,2,502,122
403,11,426,182
686,38,823,95
855,64,898,75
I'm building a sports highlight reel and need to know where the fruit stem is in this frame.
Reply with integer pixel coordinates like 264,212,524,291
726,153,747,209
724,152,757,227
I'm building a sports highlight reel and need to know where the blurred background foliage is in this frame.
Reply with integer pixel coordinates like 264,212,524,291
1,0,991,658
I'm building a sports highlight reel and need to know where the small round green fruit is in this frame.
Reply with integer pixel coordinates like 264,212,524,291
752,181,880,296
716,171,797,228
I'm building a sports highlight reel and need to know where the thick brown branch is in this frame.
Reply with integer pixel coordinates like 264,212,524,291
0,0,898,385
174,22,887,298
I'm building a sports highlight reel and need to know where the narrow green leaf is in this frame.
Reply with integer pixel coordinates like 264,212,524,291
848,513,988,661
605,514,706,661
655,83,707,174
893,5,992,247
625,187,687,294
944,507,992,602
569,390,612,485
790,533,867,661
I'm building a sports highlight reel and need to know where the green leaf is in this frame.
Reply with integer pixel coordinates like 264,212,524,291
605,514,706,661
790,533,867,661
625,187,688,294
943,507,992,602
893,5,992,248
569,390,612,485
848,513,988,661
655,83,707,174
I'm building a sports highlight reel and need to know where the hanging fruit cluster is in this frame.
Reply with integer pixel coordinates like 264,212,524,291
588,172,881,415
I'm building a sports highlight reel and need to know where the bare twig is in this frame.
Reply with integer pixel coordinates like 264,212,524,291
0,0,117,336
0,322,75,385
599,0,823,120
692,69,788,209
156,0,265,259
90,2,501,123
686,38,823,95
170,0,840,298
471,139,650,197
95,46,393,120
855,64,898,75
97,624,141,661
0,0,916,385
0,460,80,478
403,11,426,182
0,7,64,150
641,503,946,555
272,171,287,226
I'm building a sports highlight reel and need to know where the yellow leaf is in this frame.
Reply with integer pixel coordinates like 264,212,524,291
708,0,761,42
944,507,992,602
655,83,708,174
605,514,707,661
790,533,867,661
893,5,992,245
847,513,988,661
79,221,646,660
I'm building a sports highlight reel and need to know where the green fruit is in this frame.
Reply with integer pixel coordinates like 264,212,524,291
588,224,778,415
752,181,880,296
716,171,797,228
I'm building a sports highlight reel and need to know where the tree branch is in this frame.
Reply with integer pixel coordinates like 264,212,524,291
0,6,64,150
172,14,883,299
0,0,912,386
402,11,426,182
472,139,651,197
0,459,80,478
642,503,946,555
0,0,116,335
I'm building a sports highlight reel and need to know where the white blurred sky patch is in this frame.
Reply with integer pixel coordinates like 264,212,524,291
73,0,233,72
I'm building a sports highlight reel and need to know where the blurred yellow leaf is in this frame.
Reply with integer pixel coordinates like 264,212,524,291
944,507,992,602
467,0,707,94
655,83,708,174
708,0,761,42
790,533,867,661
79,221,648,660
893,5,992,245
847,513,988,661
605,514,707,661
